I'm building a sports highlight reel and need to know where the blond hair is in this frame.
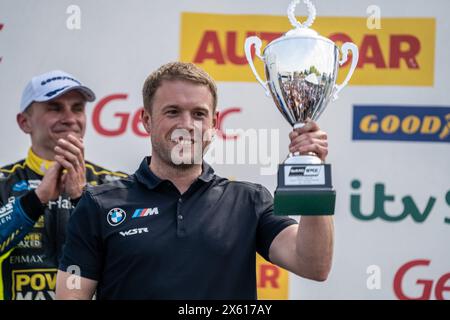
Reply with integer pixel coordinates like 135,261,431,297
142,62,217,113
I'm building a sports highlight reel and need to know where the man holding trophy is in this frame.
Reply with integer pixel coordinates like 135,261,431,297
55,0,357,299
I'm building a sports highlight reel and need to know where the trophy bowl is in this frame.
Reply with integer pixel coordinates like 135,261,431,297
264,35,338,128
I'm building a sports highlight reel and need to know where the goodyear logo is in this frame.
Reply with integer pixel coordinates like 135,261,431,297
12,269,57,300
180,13,435,86
353,105,450,143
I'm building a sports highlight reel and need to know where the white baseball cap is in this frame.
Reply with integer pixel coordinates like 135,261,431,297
20,70,96,112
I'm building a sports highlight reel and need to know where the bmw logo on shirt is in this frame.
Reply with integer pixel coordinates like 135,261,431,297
107,208,127,226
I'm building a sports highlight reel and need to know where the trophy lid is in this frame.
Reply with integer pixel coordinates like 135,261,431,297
264,0,335,50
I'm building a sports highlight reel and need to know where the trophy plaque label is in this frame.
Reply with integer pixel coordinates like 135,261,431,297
284,165,325,186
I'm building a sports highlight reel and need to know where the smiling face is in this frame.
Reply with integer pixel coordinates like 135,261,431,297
142,79,218,168
17,90,87,159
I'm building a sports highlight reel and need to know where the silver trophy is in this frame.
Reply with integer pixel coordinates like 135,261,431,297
244,0,358,215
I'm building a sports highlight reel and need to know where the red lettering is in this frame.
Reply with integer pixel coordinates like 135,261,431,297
226,32,247,65
329,33,354,68
131,107,149,137
259,32,283,44
92,94,130,137
390,35,420,69
217,107,241,140
358,35,387,68
394,259,450,300
435,273,450,300
194,31,225,64
394,259,431,300
193,29,422,72
258,264,280,289
329,32,353,44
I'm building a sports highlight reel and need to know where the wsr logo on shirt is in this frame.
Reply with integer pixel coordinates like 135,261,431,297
119,228,149,237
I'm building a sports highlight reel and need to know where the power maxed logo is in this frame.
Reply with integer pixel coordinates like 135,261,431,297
12,269,57,300
353,106,450,143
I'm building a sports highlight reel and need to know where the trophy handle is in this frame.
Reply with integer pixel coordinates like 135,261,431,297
244,36,271,97
333,42,359,101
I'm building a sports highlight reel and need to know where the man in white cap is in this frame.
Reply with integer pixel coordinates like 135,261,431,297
0,70,127,300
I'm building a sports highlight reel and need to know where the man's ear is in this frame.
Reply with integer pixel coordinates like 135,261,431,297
213,111,219,129
141,108,152,134
17,112,32,134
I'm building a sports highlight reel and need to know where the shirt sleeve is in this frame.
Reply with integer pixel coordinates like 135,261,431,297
59,191,103,281
255,184,297,262
0,191,44,255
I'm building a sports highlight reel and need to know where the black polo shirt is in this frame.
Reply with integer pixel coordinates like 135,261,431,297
59,157,297,299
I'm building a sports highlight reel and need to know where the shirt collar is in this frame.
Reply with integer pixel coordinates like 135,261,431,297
135,156,215,190
25,148,54,176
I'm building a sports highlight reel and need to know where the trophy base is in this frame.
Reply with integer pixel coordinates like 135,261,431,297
274,162,335,216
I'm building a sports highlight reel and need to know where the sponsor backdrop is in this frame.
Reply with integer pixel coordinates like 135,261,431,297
0,0,449,299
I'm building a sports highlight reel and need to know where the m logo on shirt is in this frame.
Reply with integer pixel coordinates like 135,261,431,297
132,207,159,218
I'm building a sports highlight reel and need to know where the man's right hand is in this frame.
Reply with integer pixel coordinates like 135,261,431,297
35,161,63,204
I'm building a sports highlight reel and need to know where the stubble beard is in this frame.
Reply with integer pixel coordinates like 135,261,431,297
151,138,210,171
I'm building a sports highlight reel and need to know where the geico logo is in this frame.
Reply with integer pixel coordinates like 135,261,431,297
216,107,241,140
360,114,450,139
15,272,56,292
393,259,450,300
92,94,243,140
92,94,148,137
119,227,149,237
194,30,420,70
